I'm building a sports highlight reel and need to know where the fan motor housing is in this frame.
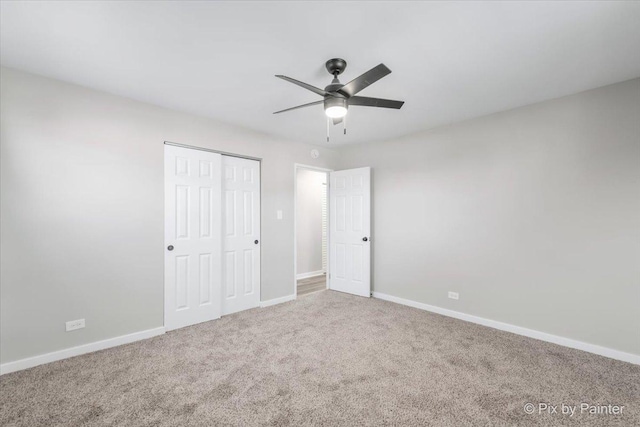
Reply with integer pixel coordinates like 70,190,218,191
324,81,344,93
324,96,348,111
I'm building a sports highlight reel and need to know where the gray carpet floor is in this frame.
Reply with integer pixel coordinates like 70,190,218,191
1,291,638,426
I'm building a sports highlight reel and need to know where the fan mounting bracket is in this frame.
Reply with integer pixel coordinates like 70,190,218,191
325,58,347,77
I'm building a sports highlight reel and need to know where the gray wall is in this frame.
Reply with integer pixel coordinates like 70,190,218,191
296,169,326,275
338,78,640,356
0,67,340,364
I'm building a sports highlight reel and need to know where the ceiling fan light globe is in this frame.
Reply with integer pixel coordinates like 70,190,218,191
325,106,348,118
324,96,348,118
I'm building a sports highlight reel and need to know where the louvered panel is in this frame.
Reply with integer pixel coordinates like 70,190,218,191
321,182,328,272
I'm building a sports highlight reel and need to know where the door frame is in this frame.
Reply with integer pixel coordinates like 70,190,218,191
293,163,333,297
163,141,262,328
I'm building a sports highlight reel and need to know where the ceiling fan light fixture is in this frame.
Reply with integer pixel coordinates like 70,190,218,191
274,60,404,140
325,106,348,118
324,97,348,118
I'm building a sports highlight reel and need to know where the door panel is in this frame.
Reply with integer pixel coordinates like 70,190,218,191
164,145,222,331
222,156,260,315
329,167,371,297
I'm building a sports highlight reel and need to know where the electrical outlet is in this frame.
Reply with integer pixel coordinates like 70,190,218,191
66,318,85,332
448,291,459,300
277,210,283,220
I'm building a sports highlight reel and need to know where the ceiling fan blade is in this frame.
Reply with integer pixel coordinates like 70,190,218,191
273,100,324,114
332,117,343,125
275,75,328,97
349,96,404,109
338,64,392,97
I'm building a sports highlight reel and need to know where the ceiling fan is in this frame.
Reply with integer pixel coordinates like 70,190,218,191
274,58,404,141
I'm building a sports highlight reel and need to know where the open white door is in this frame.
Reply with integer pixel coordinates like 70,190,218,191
164,145,222,331
222,156,261,315
329,167,371,297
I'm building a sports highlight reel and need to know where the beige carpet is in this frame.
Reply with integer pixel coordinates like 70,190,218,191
1,291,638,426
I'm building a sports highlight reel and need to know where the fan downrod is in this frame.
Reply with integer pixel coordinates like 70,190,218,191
325,58,347,77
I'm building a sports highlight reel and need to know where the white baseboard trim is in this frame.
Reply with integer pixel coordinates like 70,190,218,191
260,294,296,308
296,270,325,280
0,326,166,375
372,292,640,365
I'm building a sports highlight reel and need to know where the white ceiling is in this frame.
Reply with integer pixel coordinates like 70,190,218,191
2,1,640,145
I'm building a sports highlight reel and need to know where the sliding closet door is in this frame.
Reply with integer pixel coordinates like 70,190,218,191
222,156,261,315
164,145,222,331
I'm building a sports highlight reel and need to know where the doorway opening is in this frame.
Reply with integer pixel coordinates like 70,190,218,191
294,164,331,297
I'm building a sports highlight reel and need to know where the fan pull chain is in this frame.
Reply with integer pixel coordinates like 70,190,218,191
327,118,330,143
343,114,347,135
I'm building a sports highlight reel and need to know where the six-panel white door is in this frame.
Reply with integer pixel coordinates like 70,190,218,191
329,167,371,297
164,145,222,331
222,156,261,315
